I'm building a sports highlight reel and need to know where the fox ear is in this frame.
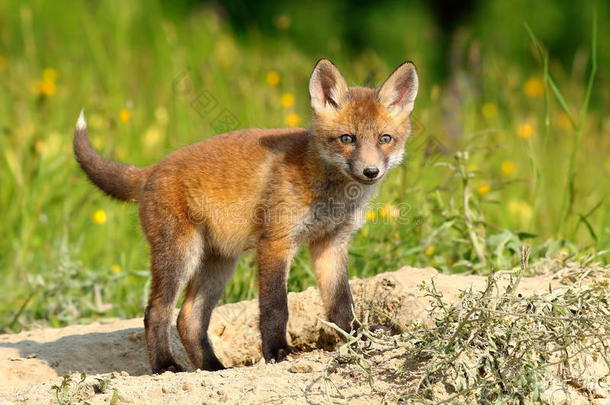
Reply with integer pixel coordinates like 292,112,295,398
309,59,349,114
378,62,418,115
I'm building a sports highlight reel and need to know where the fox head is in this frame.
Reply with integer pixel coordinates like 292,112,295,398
309,59,418,185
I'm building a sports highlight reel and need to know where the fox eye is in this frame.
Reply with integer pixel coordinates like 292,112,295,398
339,134,356,144
379,134,392,144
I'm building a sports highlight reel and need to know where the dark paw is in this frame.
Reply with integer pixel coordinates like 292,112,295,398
263,344,297,364
203,359,226,372
153,362,185,374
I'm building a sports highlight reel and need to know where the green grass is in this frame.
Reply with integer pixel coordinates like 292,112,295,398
1,0,608,331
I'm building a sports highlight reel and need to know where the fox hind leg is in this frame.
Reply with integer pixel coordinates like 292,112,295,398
143,218,203,374
177,254,237,371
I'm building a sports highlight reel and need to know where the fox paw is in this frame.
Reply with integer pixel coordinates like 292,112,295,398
203,358,226,372
153,362,185,374
264,344,297,364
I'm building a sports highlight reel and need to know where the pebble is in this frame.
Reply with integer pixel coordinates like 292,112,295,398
217,390,228,401
118,394,133,404
289,360,313,373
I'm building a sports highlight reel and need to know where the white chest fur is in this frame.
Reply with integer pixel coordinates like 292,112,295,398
294,181,376,243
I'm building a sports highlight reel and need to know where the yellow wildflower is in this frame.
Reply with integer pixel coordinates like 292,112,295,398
111,264,122,274
33,67,58,97
380,204,400,220
500,160,516,175
92,209,107,225
424,245,436,256
39,80,57,96
524,77,544,98
266,71,280,87
476,182,491,195
280,93,295,108
481,103,497,119
365,210,377,222
467,163,478,172
119,108,131,123
517,123,534,139
285,112,301,127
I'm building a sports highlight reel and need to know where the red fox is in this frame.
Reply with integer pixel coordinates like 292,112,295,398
74,59,418,374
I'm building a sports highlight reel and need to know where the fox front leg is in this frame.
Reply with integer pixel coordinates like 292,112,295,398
256,238,297,363
309,233,356,332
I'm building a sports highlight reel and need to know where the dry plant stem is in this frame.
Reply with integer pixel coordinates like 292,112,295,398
8,289,36,330
456,152,487,265
463,183,486,265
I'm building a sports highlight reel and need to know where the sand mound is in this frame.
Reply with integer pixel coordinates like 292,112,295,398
0,267,607,404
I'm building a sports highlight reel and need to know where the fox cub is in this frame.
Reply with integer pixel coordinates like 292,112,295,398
74,59,418,374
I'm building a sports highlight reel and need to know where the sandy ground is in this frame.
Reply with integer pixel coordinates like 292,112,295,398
0,266,607,404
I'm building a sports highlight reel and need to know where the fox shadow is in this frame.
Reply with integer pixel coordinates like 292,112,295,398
0,325,190,377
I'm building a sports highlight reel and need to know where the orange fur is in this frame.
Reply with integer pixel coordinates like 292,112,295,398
73,59,419,373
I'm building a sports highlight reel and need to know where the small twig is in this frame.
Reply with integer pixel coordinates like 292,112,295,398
8,289,37,330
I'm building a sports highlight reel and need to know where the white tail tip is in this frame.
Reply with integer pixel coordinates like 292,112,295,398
76,109,87,130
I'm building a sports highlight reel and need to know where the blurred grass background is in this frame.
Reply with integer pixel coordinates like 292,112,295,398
1,0,609,331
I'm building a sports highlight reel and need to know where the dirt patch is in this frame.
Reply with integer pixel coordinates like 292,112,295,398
0,266,607,404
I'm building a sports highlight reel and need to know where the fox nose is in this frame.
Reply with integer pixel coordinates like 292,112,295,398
363,167,380,179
